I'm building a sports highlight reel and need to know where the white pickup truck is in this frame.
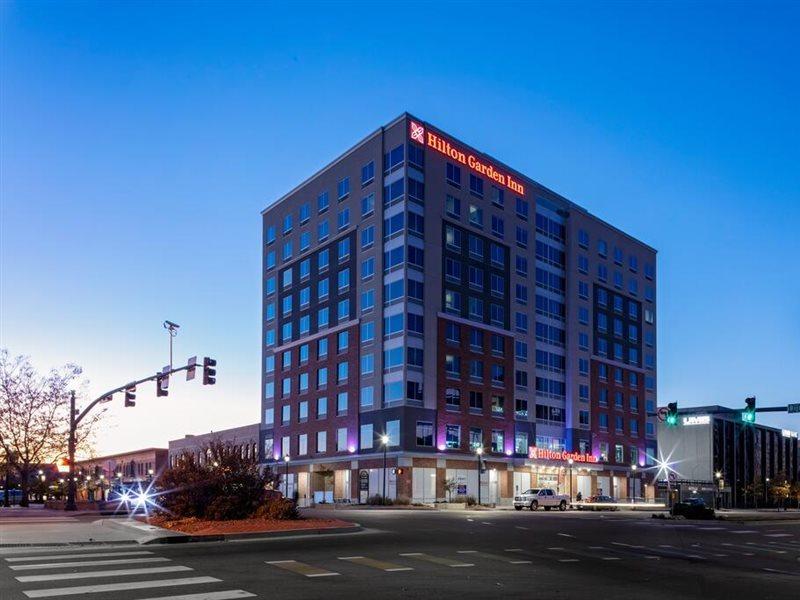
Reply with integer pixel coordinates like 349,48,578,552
513,488,570,511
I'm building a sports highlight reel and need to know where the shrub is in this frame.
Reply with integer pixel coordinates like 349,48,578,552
465,495,477,506
366,494,393,506
156,441,281,521
254,497,300,520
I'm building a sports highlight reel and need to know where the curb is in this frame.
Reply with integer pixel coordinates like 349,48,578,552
0,540,139,548
140,524,363,545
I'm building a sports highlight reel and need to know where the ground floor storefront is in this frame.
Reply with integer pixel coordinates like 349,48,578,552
269,453,653,506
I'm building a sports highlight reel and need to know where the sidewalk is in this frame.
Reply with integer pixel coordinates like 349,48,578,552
0,505,159,546
716,508,800,522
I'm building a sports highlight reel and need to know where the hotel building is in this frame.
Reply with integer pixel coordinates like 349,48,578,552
260,114,658,505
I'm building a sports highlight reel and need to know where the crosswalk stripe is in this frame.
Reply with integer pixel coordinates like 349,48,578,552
17,565,192,583
22,576,221,598
265,560,339,578
7,551,154,563
135,592,256,600
399,553,473,568
338,556,413,572
457,550,531,564
764,533,793,538
11,557,171,571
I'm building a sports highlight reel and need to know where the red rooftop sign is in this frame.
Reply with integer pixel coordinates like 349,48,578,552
409,121,525,196
529,447,599,463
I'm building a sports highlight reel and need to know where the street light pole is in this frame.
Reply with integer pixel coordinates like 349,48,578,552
381,435,389,502
630,464,638,504
568,458,574,504
283,455,290,499
163,321,180,371
476,447,484,506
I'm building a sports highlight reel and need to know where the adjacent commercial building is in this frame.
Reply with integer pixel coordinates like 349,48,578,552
75,448,168,483
260,114,658,505
168,423,261,467
657,405,799,507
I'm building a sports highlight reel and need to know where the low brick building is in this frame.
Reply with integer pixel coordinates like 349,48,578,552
168,423,261,467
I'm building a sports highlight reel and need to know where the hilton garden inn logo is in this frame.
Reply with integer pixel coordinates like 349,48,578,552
410,121,425,143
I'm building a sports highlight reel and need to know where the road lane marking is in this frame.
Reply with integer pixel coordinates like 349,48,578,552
338,556,412,572
611,542,644,549
698,527,725,531
17,566,192,583
588,546,605,550
644,556,660,560
515,526,529,530
558,559,579,562
481,522,492,525
547,547,565,551
765,533,793,538
504,548,524,552
22,577,221,598
602,557,621,561
457,550,531,564
10,557,171,571
730,530,757,534
6,551,154,563
265,560,339,577
399,553,473,568
557,533,574,538
136,593,256,600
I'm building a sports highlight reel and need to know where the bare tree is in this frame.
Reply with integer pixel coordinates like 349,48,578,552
0,349,102,506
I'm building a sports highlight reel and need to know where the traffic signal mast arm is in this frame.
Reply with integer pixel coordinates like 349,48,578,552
74,362,200,426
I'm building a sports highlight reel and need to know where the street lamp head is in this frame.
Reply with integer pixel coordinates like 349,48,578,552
381,435,389,446
631,464,637,471
116,472,122,478
148,469,154,475
38,469,44,475
568,458,574,465
283,455,290,462
99,474,104,480
715,471,722,479
476,447,484,456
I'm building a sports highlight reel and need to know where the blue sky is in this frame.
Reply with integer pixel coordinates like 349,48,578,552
1,1,799,456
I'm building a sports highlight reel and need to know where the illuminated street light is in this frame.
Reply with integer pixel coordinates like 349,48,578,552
568,458,574,503
476,446,484,506
283,455,290,498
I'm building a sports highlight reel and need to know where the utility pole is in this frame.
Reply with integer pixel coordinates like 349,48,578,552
163,321,180,370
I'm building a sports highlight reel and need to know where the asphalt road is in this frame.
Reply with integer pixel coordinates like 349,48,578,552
1,508,799,600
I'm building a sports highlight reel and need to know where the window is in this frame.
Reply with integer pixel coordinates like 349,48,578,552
316,431,327,453
337,208,350,231
516,226,528,248
446,162,461,187
281,405,290,425
361,193,375,217
361,225,375,249
361,289,375,312
361,161,375,186
491,430,504,453
338,268,350,291
445,224,461,250
337,391,348,415
469,328,484,350
491,394,505,415
384,144,404,174
337,299,350,321
283,214,292,234
337,428,348,452
386,420,400,446
469,391,483,410
578,229,589,248
361,321,374,343
408,143,424,168
362,257,375,280
578,255,589,273
317,191,329,213
578,281,589,299
579,384,589,402
360,424,373,449
444,322,461,345
416,421,433,447
445,424,461,449
360,386,374,407
491,215,504,238
266,225,276,245
599,413,609,430
445,387,461,409
445,354,460,377
317,367,327,388
468,204,483,227
470,174,484,197
299,374,309,393
337,177,350,200
615,444,624,463
318,337,328,358
579,410,590,426
470,359,483,381
445,194,461,218
515,432,528,454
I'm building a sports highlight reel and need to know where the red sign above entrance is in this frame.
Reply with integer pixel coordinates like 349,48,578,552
409,120,525,196
528,447,599,463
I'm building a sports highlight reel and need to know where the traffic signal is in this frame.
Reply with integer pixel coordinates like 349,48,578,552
124,385,136,408
156,369,169,397
666,402,679,426
203,357,217,385
742,396,756,423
